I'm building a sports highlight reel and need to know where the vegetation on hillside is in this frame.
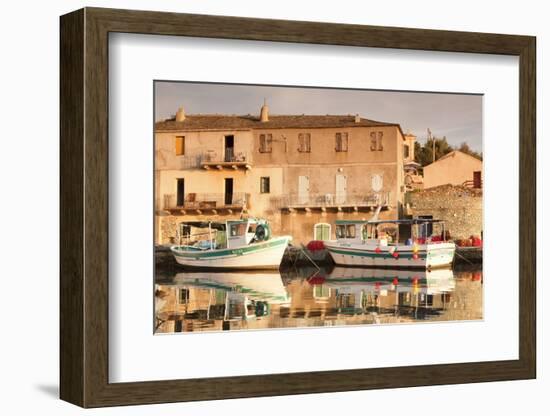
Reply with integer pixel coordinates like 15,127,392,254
414,136,482,167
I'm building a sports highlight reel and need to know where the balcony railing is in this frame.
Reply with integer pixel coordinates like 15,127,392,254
462,179,483,189
273,192,391,211
200,151,251,170
158,151,252,170
163,192,249,212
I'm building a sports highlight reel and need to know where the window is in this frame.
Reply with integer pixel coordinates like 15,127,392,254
336,224,356,239
175,136,185,155
313,285,330,299
298,133,311,152
178,288,189,304
259,134,273,153
404,144,410,158
260,177,270,194
229,222,247,237
314,223,331,241
335,132,348,152
370,131,383,151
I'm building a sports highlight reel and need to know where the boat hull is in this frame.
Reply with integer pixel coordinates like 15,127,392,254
325,267,456,294
170,236,291,270
324,241,455,269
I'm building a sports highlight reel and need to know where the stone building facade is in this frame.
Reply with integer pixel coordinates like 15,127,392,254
155,104,414,245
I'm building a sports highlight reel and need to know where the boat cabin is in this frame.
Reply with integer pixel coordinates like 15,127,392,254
177,218,272,250
334,218,449,245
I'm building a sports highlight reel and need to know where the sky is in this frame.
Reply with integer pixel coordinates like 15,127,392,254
155,81,483,152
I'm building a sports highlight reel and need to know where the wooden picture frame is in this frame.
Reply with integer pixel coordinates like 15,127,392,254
60,7,536,408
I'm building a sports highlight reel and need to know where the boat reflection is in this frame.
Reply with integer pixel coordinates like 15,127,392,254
155,271,290,332
155,266,482,333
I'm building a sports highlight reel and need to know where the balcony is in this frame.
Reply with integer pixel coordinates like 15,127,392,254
162,192,250,215
273,192,391,212
200,150,252,171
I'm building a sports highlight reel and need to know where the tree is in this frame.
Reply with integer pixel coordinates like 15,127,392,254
414,136,453,166
458,141,483,160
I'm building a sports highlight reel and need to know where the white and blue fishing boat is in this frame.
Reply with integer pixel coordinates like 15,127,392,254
170,218,291,270
324,218,455,269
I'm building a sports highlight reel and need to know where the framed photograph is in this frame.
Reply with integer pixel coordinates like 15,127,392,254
60,7,536,408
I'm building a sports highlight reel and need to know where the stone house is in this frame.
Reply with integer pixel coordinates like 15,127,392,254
155,103,414,244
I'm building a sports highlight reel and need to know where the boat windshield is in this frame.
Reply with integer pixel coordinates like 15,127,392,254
229,222,247,237
178,222,227,250
336,224,357,239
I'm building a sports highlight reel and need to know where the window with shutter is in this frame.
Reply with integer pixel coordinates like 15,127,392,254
259,134,272,153
175,136,185,155
335,132,348,152
298,133,311,152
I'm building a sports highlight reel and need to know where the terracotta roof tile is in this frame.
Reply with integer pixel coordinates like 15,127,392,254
155,114,400,132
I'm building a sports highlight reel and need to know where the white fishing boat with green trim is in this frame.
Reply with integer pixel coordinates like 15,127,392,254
324,219,455,269
170,218,291,270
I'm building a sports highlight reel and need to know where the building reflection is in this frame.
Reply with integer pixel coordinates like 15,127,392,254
155,267,482,333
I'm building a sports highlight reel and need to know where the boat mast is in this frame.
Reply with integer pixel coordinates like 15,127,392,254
208,222,213,250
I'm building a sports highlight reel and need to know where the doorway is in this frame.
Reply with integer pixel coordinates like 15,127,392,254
298,175,309,205
176,178,185,206
335,174,347,204
224,178,234,205
473,171,482,188
224,135,234,162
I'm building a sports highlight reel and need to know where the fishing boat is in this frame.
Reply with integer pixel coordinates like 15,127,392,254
324,218,455,269
170,218,291,270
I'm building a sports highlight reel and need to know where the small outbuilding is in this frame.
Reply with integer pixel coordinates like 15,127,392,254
422,150,482,189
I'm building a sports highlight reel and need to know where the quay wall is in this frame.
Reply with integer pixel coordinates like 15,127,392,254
406,185,483,240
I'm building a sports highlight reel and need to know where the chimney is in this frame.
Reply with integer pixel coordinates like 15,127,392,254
175,106,186,122
260,99,269,122
354,114,361,123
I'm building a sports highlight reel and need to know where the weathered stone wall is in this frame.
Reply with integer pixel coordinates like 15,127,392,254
406,185,482,240
156,207,398,246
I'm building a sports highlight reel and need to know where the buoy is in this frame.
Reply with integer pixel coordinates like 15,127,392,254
375,246,381,254
375,282,381,290
392,252,399,258
412,253,419,260
392,278,399,285
412,277,419,285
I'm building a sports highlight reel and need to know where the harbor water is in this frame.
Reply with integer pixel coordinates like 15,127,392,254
155,264,483,334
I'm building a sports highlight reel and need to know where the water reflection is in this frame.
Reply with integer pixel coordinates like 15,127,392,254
155,267,482,333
